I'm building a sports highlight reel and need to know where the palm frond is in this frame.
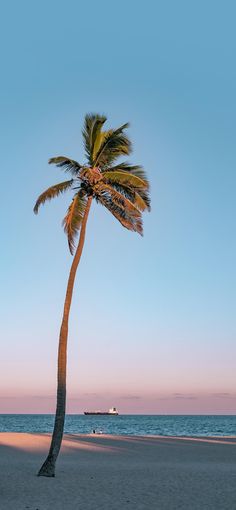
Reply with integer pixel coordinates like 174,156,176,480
95,183,140,216
94,182,143,234
97,193,143,235
104,162,151,211
63,192,87,254
135,188,151,211
105,182,135,202
49,156,82,176
82,113,107,165
94,123,131,167
133,191,150,211
106,162,148,182
107,182,150,212
103,170,148,189
92,129,107,163
34,179,73,214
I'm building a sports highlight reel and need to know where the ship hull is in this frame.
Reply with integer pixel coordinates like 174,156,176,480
84,412,118,416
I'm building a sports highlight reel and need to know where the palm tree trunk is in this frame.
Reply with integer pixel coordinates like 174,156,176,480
38,196,92,477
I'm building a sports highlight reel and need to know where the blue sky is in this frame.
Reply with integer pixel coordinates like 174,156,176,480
1,0,236,413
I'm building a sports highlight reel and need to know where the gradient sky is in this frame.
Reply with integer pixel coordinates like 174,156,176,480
1,1,236,414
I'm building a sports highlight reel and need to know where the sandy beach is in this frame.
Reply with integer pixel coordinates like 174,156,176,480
0,433,236,509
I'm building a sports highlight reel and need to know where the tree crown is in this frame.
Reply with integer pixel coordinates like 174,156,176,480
34,113,150,254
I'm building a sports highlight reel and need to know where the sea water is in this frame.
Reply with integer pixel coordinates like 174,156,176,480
0,414,235,436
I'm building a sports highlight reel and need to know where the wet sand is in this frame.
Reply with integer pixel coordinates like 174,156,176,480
0,433,236,509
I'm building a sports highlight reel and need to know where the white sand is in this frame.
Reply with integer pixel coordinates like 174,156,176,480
0,433,236,509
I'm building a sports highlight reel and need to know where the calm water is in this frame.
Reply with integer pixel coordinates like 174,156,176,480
0,415,236,436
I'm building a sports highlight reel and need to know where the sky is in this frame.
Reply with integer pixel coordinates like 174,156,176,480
0,0,236,414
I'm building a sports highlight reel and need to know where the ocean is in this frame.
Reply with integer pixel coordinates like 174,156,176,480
0,414,235,436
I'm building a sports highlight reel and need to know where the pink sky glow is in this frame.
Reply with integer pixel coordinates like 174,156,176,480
1,392,236,415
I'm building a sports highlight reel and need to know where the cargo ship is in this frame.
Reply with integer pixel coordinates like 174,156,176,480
84,407,118,416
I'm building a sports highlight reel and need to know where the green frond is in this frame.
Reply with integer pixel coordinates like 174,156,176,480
94,123,131,167
104,162,151,211
92,129,110,164
49,156,82,176
106,162,148,182
103,170,149,189
34,179,73,214
63,192,87,254
82,113,107,165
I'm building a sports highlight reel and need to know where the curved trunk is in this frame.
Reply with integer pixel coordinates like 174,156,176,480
38,196,92,477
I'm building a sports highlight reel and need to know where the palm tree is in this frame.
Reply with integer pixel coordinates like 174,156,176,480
34,113,150,477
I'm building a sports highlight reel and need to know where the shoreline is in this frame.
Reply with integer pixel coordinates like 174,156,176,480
1,431,236,438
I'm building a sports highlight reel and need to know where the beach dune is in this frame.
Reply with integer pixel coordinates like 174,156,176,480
0,433,236,509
